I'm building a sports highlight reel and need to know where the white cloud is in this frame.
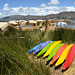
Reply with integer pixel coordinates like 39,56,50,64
10,6,26,15
0,12,2,18
0,3,75,18
65,7,75,12
3,3,10,11
0,12,2,15
40,3,47,8
48,0,59,5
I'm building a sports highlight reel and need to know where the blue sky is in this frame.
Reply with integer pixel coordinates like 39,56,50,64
0,0,75,17
0,0,75,8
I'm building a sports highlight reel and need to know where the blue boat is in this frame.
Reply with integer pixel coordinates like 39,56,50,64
28,42,45,53
33,41,52,55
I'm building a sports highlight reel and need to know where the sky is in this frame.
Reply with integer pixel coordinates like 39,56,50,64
0,0,75,18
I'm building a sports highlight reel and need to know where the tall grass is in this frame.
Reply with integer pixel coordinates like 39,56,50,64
0,27,51,75
43,28,75,44
0,38,51,75
0,26,75,75
53,28,75,43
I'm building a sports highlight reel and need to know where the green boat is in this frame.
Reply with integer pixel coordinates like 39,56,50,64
47,43,64,61
37,41,55,57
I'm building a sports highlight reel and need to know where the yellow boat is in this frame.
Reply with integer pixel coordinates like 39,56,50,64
43,41,62,58
55,44,74,66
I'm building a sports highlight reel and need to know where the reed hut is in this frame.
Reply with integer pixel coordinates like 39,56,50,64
8,20,18,27
0,22,8,31
36,19,46,26
27,20,37,26
18,20,27,26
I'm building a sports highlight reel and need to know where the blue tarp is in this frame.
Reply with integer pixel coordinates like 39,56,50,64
27,25,32,27
20,26,25,28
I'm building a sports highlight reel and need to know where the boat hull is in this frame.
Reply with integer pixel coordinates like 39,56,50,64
43,41,62,58
37,41,55,57
28,42,45,53
51,44,68,64
55,44,74,66
63,45,75,70
33,41,52,55
47,43,64,61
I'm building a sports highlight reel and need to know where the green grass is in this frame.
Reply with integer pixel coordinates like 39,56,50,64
53,28,75,43
0,26,75,75
43,28,75,44
0,27,51,75
0,38,51,75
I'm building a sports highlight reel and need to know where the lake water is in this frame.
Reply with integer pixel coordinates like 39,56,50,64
66,20,75,29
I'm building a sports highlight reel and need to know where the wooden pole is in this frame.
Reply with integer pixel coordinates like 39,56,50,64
45,19,49,32
39,21,42,26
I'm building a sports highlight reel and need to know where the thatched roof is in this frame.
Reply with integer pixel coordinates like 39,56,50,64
8,20,18,25
29,20,37,23
36,19,46,22
0,22,8,31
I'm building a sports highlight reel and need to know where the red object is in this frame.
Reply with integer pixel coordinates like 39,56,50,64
63,45,75,70
50,44,68,64
54,21,57,23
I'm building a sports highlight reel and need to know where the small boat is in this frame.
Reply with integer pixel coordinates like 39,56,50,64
50,44,68,64
63,45,75,70
47,43,64,61
37,41,55,57
55,44,74,66
43,41,62,58
33,41,52,55
28,42,45,53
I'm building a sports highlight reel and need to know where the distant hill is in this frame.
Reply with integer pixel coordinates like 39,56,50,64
0,12,75,21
